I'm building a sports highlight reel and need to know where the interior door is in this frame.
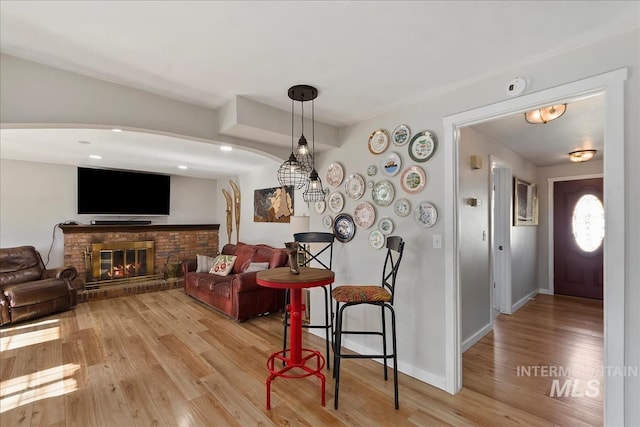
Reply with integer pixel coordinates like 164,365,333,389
553,178,604,299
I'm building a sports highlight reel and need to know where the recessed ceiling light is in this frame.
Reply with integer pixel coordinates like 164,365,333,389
89,154,102,160
111,128,122,132
78,140,91,144
178,165,188,170
220,145,232,152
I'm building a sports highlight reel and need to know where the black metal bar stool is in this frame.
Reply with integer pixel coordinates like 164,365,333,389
331,236,405,409
282,232,335,369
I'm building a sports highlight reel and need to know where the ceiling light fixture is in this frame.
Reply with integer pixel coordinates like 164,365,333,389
178,165,188,170
524,104,567,124
220,145,232,152
277,85,315,190
569,149,597,163
89,154,102,160
111,128,123,132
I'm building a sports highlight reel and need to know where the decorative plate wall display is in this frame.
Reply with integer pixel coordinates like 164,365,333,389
380,151,402,177
414,201,438,228
367,165,377,176
326,162,345,187
368,129,389,154
344,173,366,200
328,192,344,213
368,230,385,250
408,131,438,162
372,180,395,207
333,213,356,243
400,166,426,194
314,200,326,214
392,124,411,146
378,217,394,235
322,215,333,229
354,201,376,229
394,198,411,217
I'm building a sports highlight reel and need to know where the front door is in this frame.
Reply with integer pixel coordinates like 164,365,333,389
553,178,604,299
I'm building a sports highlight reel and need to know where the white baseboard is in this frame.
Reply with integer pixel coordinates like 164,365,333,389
341,337,448,391
538,288,553,295
511,289,539,313
461,322,493,353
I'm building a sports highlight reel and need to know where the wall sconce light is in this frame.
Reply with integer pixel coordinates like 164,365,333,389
470,155,483,170
569,149,597,163
524,104,567,124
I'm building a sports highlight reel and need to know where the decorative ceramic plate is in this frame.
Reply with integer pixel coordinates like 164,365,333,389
344,173,366,200
394,198,411,217
400,166,426,194
322,215,333,229
368,230,385,250
408,131,437,162
367,165,377,176
372,180,395,207
314,200,326,214
392,124,411,146
367,180,374,188
333,213,356,243
380,151,402,177
414,201,438,228
326,162,344,187
328,192,344,213
354,201,376,229
378,217,394,235
368,129,389,154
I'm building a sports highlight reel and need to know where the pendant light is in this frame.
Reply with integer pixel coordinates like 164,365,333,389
277,92,308,189
291,86,314,174
300,85,326,203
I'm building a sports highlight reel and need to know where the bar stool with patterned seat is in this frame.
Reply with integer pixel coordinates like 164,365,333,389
331,235,405,409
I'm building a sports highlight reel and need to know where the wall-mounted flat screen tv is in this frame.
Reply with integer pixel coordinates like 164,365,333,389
77,167,171,215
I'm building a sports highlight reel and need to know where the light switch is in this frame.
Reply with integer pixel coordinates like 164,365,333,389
433,234,442,249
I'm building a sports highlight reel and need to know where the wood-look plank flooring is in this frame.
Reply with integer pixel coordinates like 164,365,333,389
0,291,602,426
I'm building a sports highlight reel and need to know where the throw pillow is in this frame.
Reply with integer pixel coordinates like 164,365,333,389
209,255,237,276
245,262,269,273
196,254,216,273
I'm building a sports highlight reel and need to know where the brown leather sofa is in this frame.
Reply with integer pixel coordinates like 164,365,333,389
183,242,288,322
1,246,78,326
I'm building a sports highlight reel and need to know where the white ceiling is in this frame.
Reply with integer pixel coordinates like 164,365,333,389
1,1,637,177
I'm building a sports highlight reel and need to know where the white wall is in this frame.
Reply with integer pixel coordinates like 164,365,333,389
458,127,539,342
214,162,311,250
0,158,219,267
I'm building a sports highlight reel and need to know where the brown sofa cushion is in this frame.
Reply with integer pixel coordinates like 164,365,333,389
232,244,256,274
3,279,71,307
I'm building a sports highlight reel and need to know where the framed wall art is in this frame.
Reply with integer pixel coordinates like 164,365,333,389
253,186,294,223
513,177,538,226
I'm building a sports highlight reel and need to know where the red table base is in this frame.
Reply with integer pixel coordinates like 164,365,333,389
266,348,326,409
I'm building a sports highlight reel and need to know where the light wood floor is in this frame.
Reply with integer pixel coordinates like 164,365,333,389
0,291,602,426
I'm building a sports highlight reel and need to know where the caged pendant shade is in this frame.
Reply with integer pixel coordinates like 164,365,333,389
278,84,326,201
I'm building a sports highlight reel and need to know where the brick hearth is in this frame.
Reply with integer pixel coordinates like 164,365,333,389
60,224,219,295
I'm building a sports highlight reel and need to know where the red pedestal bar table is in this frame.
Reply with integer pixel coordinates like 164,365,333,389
256,267,335,409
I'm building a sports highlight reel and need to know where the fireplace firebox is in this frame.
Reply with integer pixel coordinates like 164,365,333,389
86,241,155,286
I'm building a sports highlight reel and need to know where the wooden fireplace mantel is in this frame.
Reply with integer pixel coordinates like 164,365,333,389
60,223,220,234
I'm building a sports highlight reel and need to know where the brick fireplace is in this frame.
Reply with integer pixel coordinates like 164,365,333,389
60,223,219,298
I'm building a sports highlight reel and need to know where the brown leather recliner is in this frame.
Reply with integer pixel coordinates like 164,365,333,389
0,246,78,326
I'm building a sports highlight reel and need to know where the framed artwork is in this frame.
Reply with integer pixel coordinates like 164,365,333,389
513,177,538,226
253,186,294,223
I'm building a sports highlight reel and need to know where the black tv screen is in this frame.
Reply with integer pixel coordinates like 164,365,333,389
77,167,171,215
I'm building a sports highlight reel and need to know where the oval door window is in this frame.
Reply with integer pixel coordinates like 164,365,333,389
572,194,605,252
